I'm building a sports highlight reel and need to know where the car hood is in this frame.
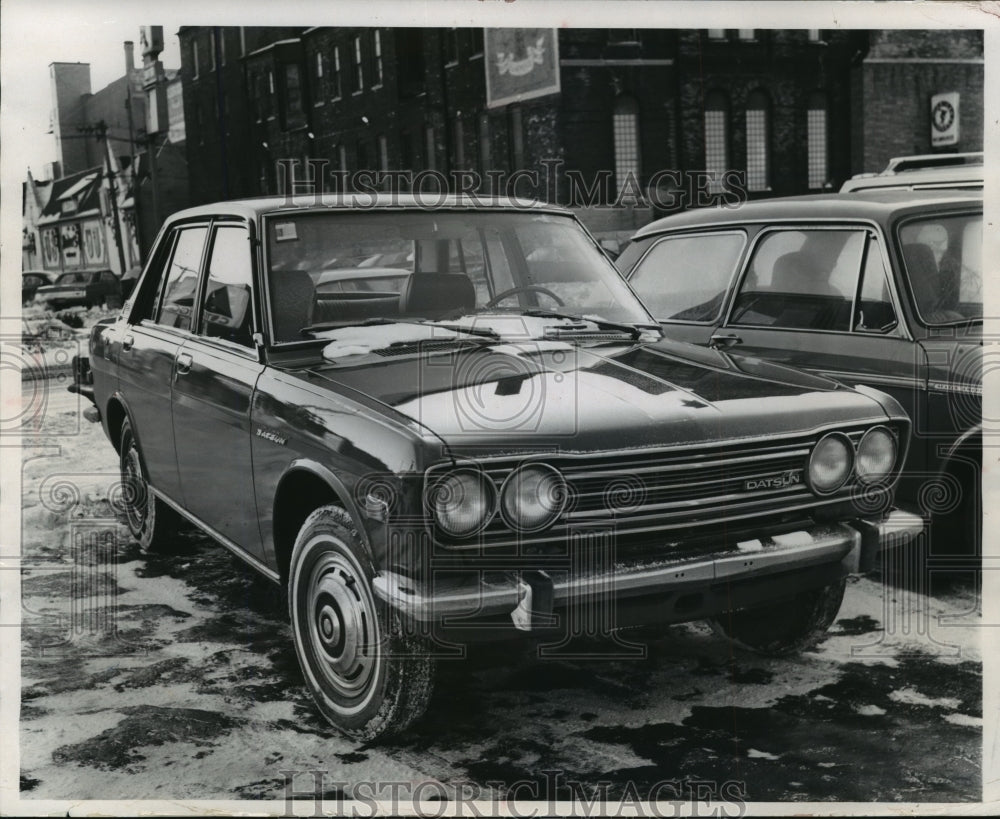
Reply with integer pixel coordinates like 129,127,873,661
297,325,894,454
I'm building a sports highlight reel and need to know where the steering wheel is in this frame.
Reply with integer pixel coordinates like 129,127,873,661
485,284,565,308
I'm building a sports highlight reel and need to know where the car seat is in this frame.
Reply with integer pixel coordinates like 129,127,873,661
398,273,476,319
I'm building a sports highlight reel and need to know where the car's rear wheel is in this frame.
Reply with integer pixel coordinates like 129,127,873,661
119,417,181,551
289,505,434,741
710,578,846,656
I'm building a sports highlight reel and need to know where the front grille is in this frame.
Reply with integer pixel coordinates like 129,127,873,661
430,426,879,552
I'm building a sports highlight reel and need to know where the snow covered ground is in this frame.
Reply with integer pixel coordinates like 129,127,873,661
14,380,983,808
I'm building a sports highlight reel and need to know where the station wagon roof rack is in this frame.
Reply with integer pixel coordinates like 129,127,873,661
882,152,983,174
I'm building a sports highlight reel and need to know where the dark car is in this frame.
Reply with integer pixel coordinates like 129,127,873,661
22,270,55,305
35,268,122,309
72,194,920,740
617,190,982,551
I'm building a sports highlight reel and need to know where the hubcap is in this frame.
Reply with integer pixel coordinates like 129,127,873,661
122,443,149,533
305,550,380,703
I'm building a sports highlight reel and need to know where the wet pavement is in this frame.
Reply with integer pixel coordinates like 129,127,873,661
16,387,983,805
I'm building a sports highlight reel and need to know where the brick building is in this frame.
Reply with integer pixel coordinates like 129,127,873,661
176,27,984,237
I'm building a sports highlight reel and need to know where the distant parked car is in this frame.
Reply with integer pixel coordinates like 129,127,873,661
35,269,122,309
618,190,983,553
22,270,55,305
840,152,982,193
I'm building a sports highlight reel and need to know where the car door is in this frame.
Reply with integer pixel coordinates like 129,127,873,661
718,225,927,461
171,219,266,561
116,222,210,503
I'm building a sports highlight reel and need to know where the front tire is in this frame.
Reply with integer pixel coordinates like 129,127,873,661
288,505,434,741
711,578,846,656
119,417,181,551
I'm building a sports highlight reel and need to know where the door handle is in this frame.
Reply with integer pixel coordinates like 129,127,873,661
121,334,134,352
176,353,193,375
709,332,743,350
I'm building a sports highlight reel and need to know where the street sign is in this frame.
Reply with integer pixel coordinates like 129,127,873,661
930,92,959,147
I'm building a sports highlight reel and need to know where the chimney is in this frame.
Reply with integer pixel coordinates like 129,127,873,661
124,41,135,74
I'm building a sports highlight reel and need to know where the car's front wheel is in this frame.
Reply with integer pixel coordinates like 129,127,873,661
289,505,435,741
710,578,846,656
119,417,181,551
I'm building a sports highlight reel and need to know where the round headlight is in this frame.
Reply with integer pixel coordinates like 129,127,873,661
500,464,567,532
856,427,896,484
808,433,853,495
429,469,496,538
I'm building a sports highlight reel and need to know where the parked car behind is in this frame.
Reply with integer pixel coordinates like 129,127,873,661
35,269,122,309
618,190,983,553
72,194,920,740
21,270,55,305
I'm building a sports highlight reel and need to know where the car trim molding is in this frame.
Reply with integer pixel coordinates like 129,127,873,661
151,486,282,584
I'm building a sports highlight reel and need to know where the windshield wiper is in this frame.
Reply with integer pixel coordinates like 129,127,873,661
301,317,500,340
520,308,659,341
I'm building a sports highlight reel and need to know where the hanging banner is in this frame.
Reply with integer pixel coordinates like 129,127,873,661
485,29,560,109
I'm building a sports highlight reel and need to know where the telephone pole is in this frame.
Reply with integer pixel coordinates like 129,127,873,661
81,121,128,275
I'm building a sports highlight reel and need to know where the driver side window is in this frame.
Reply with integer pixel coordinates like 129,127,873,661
156,226,208,331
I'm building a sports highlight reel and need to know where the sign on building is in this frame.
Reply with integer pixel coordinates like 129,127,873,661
930,91,959,147
40,227,60,270
60,223,82,268
485,29,560,109
81,219,107,266
167,80,186,144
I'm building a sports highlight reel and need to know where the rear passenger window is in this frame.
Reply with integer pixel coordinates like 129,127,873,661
628,232,745,322
730,229,865,332
199,225,254,347
157,227,208,331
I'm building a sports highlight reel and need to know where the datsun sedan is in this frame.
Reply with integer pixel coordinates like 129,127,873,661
72,194,921,740
618,191,982,553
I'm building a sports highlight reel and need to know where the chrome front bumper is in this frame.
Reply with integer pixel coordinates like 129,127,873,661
373,509,925,624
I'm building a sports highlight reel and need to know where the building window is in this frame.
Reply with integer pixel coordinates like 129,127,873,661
315,51,324,79
192,41,200,79
352,35,364,93
424,125,436,171
704,91,729,192
266,68,275,119
331,47,342,100
396,29,426,98
508,106,524,170
738,29,755,41
444,28,459,65
240,27,246,57
470,29,484,58
213,29,225,68
283,63,305,129
338,144,347,174
608,29,640,45
613,97,640,194
807,92,829,190
745,89,770,192
807,29,823,42
378,135,389,173
452,118,465,169
371,30,383,87
707,29,726,40
478,113,491,175
401,131,416,171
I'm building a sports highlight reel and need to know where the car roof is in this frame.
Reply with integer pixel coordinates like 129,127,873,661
632,189,983,238
165,193,573,224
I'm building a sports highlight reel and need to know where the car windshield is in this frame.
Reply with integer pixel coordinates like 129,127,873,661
264,210,654,342
898,213,982,325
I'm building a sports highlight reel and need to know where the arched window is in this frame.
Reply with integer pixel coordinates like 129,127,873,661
613,97,641,194
807,91,829,190
704,91,729,192
746,89,770,192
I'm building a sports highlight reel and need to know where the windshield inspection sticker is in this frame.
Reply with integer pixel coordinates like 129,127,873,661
273,221,298,242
